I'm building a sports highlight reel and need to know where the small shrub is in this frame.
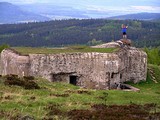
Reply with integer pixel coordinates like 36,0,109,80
4,78,24,86
24,81,40,89
3,75,40,90
4,74,18,80
44,104,65,118
23,76,35,81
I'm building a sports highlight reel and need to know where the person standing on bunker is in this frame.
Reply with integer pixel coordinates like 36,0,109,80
121,24,128,39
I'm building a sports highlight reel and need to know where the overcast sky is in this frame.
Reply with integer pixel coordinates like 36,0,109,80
1,0,160,13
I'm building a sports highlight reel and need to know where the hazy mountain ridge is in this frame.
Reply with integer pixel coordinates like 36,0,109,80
0,2,160,24
0,2,50,24
20,4,89,19
108,13,160,20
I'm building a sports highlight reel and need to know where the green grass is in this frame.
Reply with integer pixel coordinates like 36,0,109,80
13,46,119,55
144,47,160,65
0,65,160,120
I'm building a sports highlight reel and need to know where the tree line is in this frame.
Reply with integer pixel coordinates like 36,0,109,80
0,19,159,47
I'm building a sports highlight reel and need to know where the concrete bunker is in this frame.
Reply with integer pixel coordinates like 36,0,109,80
0,46,147,90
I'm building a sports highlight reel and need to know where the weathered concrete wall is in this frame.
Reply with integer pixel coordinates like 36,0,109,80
28,52,119,89
0,47,147,90
0,49,30,77
117,48,147,84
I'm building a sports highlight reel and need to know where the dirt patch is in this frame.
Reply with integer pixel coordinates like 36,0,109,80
42,102,160,120
4,95,13,100
43,103,66,120
65,89,92,95
50,93,69,97
68,104,160,120
3,74,40,89
45,104,63,116
28,96,36,101
77,90,92,95
0,110,35,120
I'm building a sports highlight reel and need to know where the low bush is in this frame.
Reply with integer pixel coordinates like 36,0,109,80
3,74,40,89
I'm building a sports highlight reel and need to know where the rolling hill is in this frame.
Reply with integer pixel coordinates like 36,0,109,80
0,19,160,47
20,4,89,20
108,13,160,20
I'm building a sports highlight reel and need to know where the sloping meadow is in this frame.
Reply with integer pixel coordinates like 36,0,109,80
0,71,160,120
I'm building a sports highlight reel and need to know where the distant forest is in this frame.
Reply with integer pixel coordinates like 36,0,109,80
0,19,160,48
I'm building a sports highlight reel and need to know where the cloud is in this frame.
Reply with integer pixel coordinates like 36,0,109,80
85,5,108,12
131,6,160,12
22,0,36,4
84,5,127,13
82,4,160,18
85,4,160,13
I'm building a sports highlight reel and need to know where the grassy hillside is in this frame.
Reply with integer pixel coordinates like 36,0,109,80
0,69,160,120
0,46,160,119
